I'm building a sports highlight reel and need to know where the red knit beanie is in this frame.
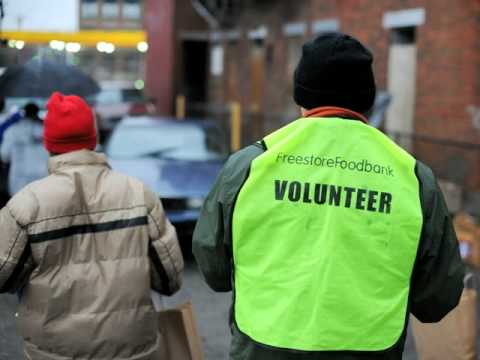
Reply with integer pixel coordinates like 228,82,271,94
44,92,97,154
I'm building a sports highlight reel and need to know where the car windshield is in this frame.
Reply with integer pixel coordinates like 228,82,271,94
95,88,143,105
106,121,227,161
5,97,47,110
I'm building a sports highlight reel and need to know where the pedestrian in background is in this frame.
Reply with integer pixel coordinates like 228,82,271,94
0,97,22,205
0,97,22,144
0,92,184,360
193,32,464,360
1,102,48,196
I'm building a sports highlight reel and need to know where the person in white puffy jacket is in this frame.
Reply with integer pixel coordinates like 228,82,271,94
0,103,49,196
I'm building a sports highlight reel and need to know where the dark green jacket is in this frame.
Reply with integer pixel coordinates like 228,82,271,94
193,129,465,360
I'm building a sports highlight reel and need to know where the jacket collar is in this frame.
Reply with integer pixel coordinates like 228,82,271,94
48,149,110,174
304,106,369,124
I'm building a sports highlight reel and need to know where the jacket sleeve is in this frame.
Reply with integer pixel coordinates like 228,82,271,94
0,125,14,163
193,144,264,292
145,188,184,296
192,166,232,292
410,161,465,323
0,112,21,144
0,204,33,294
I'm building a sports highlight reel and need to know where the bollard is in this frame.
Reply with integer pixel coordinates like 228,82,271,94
230,102,242,152
176,95,186,120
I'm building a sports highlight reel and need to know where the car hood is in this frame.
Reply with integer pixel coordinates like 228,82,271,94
108,158,224,198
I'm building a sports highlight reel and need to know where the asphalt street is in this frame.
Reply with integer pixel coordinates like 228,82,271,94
0,259,420,360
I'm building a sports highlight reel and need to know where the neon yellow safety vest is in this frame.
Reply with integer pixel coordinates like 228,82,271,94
232,117,423,351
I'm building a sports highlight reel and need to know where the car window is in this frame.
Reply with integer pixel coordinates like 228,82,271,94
96,90,122,104
121,89,144,102
204,124,229,155
106,122,226,161
5,97,47,111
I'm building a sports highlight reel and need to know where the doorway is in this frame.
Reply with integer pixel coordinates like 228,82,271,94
385,27,417,151
182,40,208,115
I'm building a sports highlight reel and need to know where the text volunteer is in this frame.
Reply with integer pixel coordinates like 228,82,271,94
274,179,393,214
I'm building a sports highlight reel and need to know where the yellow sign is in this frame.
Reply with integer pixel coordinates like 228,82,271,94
2,30,146,48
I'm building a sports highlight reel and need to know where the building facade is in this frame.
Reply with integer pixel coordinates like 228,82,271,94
1,0,146,86
77,0,145,83
143,0,210,116
180,0,480,202
2,0,479,203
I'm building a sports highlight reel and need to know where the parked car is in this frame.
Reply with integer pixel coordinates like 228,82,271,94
106,116,228,237
4,97,47,118
91,81,146,140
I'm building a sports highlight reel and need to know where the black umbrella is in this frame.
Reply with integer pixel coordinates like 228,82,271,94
0,58,100,98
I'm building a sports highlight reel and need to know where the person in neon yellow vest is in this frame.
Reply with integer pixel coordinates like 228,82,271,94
193,32,464,360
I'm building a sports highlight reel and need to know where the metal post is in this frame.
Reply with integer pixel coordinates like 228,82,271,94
230,101,242,152
176,95,186,120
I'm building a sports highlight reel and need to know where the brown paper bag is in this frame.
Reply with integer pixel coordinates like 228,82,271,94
411,288,477,360
454,213,480,268
157,302,204,360
457,230,480,268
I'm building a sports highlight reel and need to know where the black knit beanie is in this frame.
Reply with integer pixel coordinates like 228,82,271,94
293,32,376,113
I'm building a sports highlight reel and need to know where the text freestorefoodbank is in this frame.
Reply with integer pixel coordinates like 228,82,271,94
275,152,394,177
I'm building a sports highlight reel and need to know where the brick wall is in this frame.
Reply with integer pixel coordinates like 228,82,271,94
145,0,176,115
204,0,480,191
145,0,208,115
